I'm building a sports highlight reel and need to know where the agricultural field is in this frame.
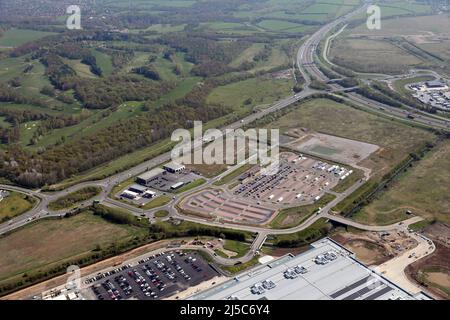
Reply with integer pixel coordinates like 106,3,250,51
330,12,450,75
264,98,437,178
353,140,450,226
329,38,423,75
0,212,147,285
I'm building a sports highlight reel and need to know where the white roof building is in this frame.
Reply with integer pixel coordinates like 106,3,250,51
189,238,431,301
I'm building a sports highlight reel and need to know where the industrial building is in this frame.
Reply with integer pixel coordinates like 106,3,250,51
128,184,148,194
424,80,448,91
163,162,186,174
136,168,165,186
189,238,432,300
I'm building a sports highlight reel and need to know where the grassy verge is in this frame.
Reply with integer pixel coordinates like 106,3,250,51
149,220,256,242
154,210,169,218
0,192,36,222
45,140,175,191
48,186,102,211
331,168,364,193
220,256,260,274
269,194,336,229
213,164,253,186
142,195,172,210
173,178,207,194
409,219,435,232
268,218,330,247
214,249,229,259
222,240,250,258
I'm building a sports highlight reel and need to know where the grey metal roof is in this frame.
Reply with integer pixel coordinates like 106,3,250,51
137,168,165,181
189,238,422,301
163,162,186,171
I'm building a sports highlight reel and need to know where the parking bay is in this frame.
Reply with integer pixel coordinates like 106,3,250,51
88,251,219,300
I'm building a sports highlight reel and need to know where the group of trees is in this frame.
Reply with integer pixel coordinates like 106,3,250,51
74,76,174,109
132,65,161,81
160,34,251,77
0,99,230,187
0,83,46,107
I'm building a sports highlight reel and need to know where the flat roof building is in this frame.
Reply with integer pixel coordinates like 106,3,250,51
189,238,431,300
163,162,186,173
171,181,185,190
128,184,148,194
121,190,139,199
136,168,165,186
424,80,448,90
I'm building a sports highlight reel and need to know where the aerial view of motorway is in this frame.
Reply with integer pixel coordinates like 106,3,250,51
0,0,449,311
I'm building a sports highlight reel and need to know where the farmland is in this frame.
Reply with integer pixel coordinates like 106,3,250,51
353,140,450,226
330,11,450,75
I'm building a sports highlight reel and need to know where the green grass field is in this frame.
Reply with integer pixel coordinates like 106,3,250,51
154,210,169,218
0,212,147,283
0,192,36,222
173,178,206,194
353,140,450,226
207,76,293,109
91,49,114,76
0,29,55,47
220,256,259,274
213,164,253,186
222,240,250,258
142,195,172,210
332,11,449,75
269,194,336,229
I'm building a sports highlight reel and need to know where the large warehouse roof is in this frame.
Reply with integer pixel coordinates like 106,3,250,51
189,238,430,300
137,168,165,182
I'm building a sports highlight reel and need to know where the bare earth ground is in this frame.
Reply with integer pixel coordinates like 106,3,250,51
405,223,450,300
331,230,418,266
284,130,379,166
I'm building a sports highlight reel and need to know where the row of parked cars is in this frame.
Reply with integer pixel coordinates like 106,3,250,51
85,264,133,285
129,268,161,298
